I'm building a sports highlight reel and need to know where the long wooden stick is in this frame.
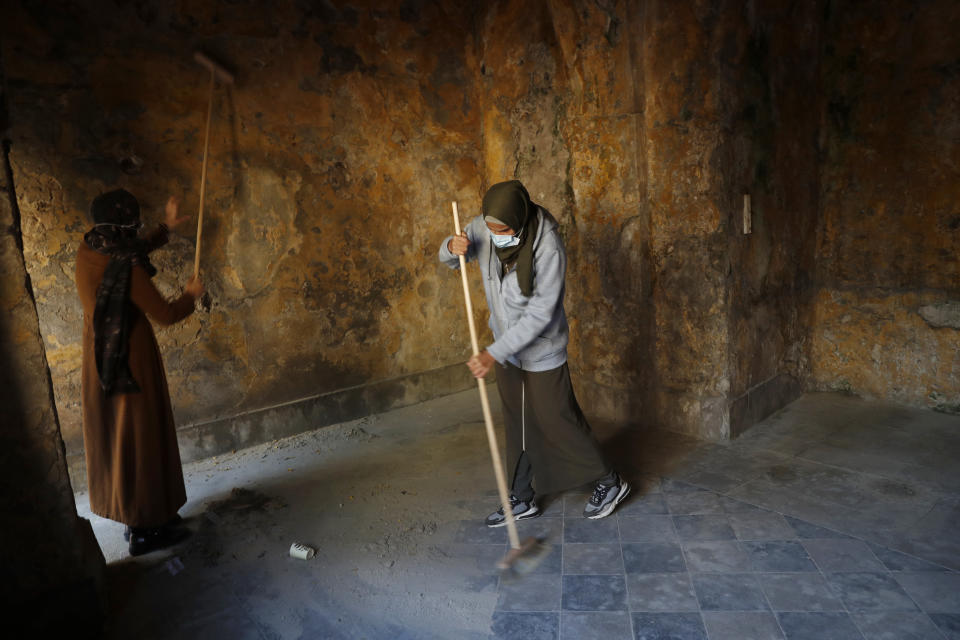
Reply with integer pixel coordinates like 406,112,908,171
193,70,215,280
452,201,521,550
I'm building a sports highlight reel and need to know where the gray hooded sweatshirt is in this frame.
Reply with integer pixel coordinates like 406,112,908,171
439,206,569,372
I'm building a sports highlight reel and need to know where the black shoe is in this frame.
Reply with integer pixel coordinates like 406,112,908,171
125,514,181,542
485,495,540,528
128,524,191,556
583,474,630,519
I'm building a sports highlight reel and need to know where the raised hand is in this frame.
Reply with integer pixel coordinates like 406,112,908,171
185,274,205,299
164,196,190,230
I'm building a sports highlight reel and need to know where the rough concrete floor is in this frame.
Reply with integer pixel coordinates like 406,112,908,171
75,389,960,639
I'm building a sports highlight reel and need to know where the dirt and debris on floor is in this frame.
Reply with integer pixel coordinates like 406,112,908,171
74,388,960,639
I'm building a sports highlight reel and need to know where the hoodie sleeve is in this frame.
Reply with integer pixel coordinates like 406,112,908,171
485,228,565,364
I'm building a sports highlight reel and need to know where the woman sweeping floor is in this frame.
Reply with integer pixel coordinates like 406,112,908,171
438,180,630,526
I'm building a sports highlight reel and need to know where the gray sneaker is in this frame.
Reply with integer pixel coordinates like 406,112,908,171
485,495,540,528
583,474,630,519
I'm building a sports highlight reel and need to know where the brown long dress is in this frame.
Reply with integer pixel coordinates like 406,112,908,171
76,232,195,528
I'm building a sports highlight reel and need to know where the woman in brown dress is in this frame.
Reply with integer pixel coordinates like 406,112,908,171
76,189,203,556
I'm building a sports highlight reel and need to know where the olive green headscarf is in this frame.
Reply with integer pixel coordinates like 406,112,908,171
482,180,539,296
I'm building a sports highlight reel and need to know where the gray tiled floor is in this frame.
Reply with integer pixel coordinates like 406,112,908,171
489,394,960,639
488,483,958,638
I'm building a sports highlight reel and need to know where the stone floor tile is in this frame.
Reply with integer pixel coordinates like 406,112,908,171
681,541,752,573
905,497,960,536
893,572,960,613
776,612,864,639
616,493,668,516
562,575,628,611
801,443,913,482
176,609,265,640
701,611,784,640
742,541,818,572
851,611,946,640
564,517,619,543
431,543,509,575
618,515,676,543
517,517,564,542
880,535,960,573
631,612,707,640
825,572,917,612
867,544,951,572
561,611,632,640
455,519,509,544
729,512,796,541
491,612,559,640
929,613,960,639
728,481,853,531
783,515,851,539
538,496,564,518
719,497,768,514
661,478,708,493
673,515,736,541
691,573,768,611
628,474,664,495
526,542,564,575
626,573,699,612
563,492,594,513
622,542,687,574
496,573,562,611
758,573,846,612
833,501,942,539
563,543,624,575
676,470,744,494
801,539,886,572
665,491,724,515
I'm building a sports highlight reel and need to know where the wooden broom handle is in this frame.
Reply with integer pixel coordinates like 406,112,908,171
193,70,215,280
452,201,521,550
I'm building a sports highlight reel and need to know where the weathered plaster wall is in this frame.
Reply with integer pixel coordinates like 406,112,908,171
0,83,104,631
811,0,960,412
643,0,821,438
722,1,821,435
2,0,490,480
642,0,732,438
477,0,653,426
477,0,821,439
10,0,945,461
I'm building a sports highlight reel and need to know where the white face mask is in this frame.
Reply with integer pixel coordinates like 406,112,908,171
490,231,520,248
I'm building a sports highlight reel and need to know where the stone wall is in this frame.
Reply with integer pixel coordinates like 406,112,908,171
722,1,821,435
477,0,821,438
2,0,832,455
811,0,960,412
477,0,652,426
1,0,489,482
0,66,104,632
6,0,949,467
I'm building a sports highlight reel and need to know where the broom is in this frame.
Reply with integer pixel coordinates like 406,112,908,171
450,201,551,578
192,51,234,282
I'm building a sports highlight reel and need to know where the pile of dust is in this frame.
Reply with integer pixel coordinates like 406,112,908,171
362,517,441,567
307,419,381,454
183,487,287,567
